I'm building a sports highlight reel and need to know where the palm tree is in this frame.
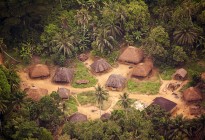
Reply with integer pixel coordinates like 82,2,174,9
95,84,109,116
105,21,122,39
193,114,205,139
167,115,191,139
75,8,91,36
52,32,75,57
173,24,200,46
95,28,116,53
119,92,132,118
0,98,7,113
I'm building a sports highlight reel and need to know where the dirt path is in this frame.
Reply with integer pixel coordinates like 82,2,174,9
18,55,194,120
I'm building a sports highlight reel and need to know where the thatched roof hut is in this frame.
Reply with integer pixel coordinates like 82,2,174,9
132,61,153,77
105,74,126,91
151,97,177,112
78,53,88,62
57,88,70,99
183,87,202,102
173,68,187,80
90,59,111,73
118,46,144,64
201,72,205,81
100,113,111,121
24,86,48,101
68,112,88,123
29,64,50,78
53,67,74,83
189,106,201,115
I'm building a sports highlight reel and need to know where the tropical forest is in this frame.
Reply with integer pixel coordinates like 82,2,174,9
1,0,205,139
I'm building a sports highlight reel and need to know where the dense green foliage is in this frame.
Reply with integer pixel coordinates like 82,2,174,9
1,0,204,66
1,0,205,139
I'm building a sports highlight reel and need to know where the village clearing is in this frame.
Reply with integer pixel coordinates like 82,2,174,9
18,55,196,120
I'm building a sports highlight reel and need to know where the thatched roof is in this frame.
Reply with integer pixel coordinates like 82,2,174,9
173,68,187,80
201,72,205,81
105,74,126,89
69,112,88,123
183,87,202,102
118,46,144,64
78,53,88,62
132,61,153,77
29,64,50,78
57,88,70,99
53,67,74,83
24,86,48,101
151,97,177,112
90,59,111,73
100,113,111,121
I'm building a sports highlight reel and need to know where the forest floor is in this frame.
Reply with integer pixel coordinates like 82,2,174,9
17,55,197,120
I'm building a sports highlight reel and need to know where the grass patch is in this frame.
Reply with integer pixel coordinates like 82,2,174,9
160,68,176,80
72,61,97,88
127,79,161,94
77,91,96,105
64,96,78,115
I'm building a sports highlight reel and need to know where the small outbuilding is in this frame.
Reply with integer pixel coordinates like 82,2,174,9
24,86,48,101
53,67,74,83
90,59,111,73
68,112,88,123
29,64,50,78
78,53,88,62
150,97,177,113
183,87,202,102
173,68,187,80
118,46,144,64
100,113,111,121
132,62,153,77
105,74,126,91
57,88,71,99
201,72,205,81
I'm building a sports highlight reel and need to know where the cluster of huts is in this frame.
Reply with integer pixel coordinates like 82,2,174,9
150,68,204,115
23,46,204,120
25,46,152,101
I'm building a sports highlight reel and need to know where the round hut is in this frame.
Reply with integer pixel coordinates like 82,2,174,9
201,72,205,81
24,86,48,101
183,87,202,102
90,59,111,73
29,64,50,78
100,113,111,121
105,74,126,91
118,46,144,64
132,61,153,78
68,112,88,123
53,67,74,83
173,68,187,80
57,87,71,99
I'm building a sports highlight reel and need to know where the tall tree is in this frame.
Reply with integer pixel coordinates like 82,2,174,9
52,31,76,57
119,92,131,118
173,24,201,46
75,8,91,36
95,84,109,116
95,29,116,53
